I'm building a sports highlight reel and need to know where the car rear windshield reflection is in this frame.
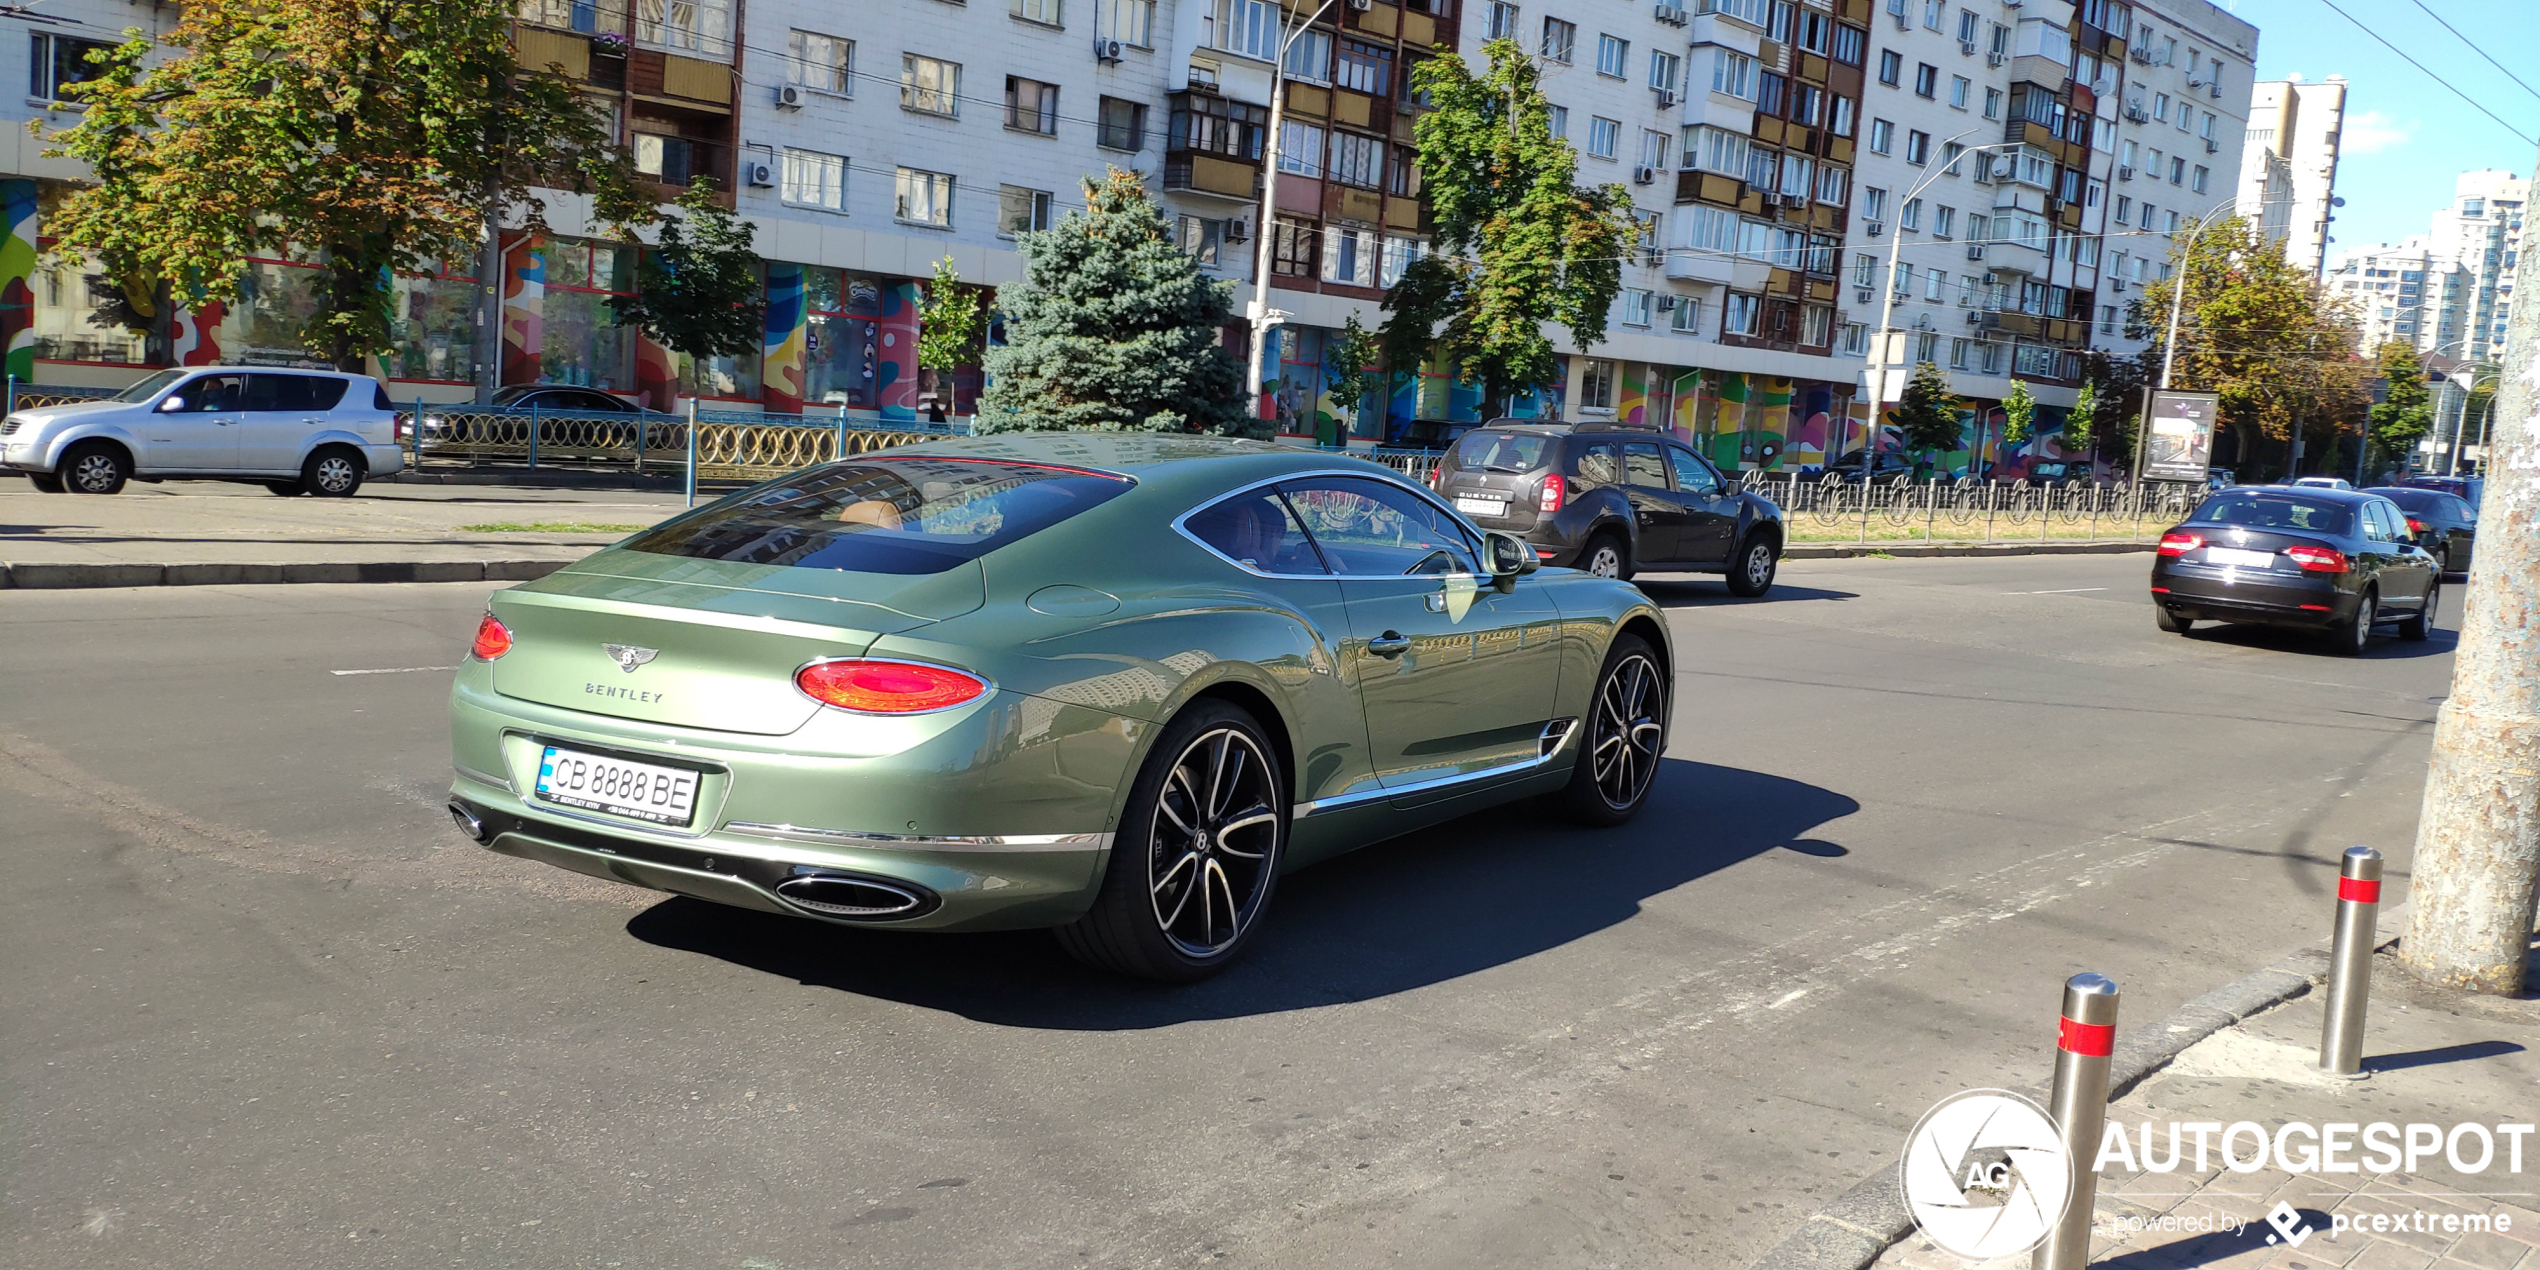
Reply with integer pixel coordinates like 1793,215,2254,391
1450,431,1553,473
2189,492,2354,536
627,458,1132,574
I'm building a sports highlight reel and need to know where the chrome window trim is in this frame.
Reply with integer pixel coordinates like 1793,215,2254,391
1172,465,1488,582
1293,717,1580,817
723,823,1113,853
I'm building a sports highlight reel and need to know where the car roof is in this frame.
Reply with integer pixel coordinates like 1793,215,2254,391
179,366,369,379
2215,484,2384,504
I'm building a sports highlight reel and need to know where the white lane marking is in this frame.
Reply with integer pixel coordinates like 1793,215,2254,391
2002,587,2110,595
1767,988,1810,1010
331,666,458,676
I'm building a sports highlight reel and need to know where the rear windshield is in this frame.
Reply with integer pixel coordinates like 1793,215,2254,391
1450,430,1554,474
626,457,1132,574
2370,488,2443,513
2188,491,2354,536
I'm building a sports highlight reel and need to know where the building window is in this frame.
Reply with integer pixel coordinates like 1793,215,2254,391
1098,0,1156,46
1862,187,1887,222
1271,217,1318,276
1012,0,1064,24
1868,119,1893,155
1278,120,1325,176
780,148,847,211
1177,215,1224,266
2190,164,2208,194
1914,63,1937,97
29,32,115,102
1982,87,2002,120
1802,305,1832,346
1006,76,1060,135
1380,234,1428,287
1541,17,1576,62
1330,130,1385,187
1209,0,1281,61
1621,289,1653,327
1650,51,1680,94
1322,225,1379,286
1712,49,1754,98
1487,1,1519,39
1670,295,1704,332
1596,34,1629,78
1832,22,1866,65
903,54,960,116
1723,293,1762,336
1587,116,1620,160
1877,49,1901,86
1389,144,1417,195
1283,28,1333,82
786,31,853,95
1905,130,1929,164
636,0,734,58
1817,166,1848,206
1547,104,1568,137
1337,39,1394,94
1579,359,1616,410
2152,91,2169,122
2169,156,2186,184
1830,96,1855,137
1757,72,1786,117
1098,96,1147,150
1681,125,1748,173
1841,322,1867,354
894,167,954,226
1933,205,1955,238
1901,198,1923,231
1171,92,1267,158
1949,75,1970,109
999,185,1054,236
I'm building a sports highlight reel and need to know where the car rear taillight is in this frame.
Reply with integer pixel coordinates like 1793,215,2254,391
2285,545,2350,573
2157,531,2202,557
470,613,512,661
795,659,989,713
1539,473,1566,514
1427,466,1441,490
2405,516,2426,534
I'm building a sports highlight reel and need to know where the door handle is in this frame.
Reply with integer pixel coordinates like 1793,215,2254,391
1367,632,1411,658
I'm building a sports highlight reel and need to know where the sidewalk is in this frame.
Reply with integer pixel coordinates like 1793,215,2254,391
1872,945,2540,1270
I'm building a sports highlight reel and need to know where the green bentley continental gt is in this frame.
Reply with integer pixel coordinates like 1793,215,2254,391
447,434,1673,980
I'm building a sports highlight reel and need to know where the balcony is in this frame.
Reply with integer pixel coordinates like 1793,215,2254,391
1164,156,1263,202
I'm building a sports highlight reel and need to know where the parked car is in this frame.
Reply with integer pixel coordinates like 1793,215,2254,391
419,385,643,446
2025,460,2102,487
1814,449,1918,484
2206,471,2239,491
2291,476,2353,490
2364,485,2477,575
2,367,403,496
1428,421,1786,592
2149,486,2442,654
447,435,1674,981
2394,474,2483,514
489,385,640,413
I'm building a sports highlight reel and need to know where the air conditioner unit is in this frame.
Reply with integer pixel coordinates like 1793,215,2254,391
1892,12,1909,30
1864,219,1885,237
775,84,806,110
1655,89,1679,108
1966,244,1987,261
2109,276,2126,292
1223,218,1249,244
1856,287,1875,304
2129,45,2155,64
2208,82,2222,99
1348,0,1373,10
2123,105,2149,122
2204,137,2218,154
744,160,776,188
1654,2,1689,25
1095,37,1124,63
1986,51,2005,67
2117,165,2134,180
1632,164,1658,185
1965,310,1984,326
1759,191,1782,207
1657,293,1679,311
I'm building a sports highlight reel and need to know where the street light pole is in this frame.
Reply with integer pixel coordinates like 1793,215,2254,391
1863,131,2009,470
1243,0,1343,424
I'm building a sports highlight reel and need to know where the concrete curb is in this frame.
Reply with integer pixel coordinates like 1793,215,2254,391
1784,540,2155,561
1746,902,2409,1270
0,559,574,589
385,467,685,490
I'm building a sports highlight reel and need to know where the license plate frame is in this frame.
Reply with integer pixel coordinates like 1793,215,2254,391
1454,495,1510,518
533,744,702,827
2203,546,2276,569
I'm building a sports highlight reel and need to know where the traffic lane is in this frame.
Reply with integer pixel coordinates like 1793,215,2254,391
7,470,690,509
0,565,2453,1269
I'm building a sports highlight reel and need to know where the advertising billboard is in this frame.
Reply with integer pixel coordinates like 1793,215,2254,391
2141,391,2220,484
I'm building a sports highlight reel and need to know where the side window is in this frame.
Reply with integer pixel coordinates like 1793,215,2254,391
244,375,308,411
2365,504,2396,541
1280,476,1480,577
1572,442,1621,489
1668,446,1720,497
2448,495,2473,523
1184,489,1329,575
372,382,396,411
307,378,350,410
186,374,246,412
1623,441,1671,490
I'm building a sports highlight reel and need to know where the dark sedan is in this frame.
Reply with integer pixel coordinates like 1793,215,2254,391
1812,449,1917,483
2366,486,2477,575
2149,486,2442,654
1430,422,1786,594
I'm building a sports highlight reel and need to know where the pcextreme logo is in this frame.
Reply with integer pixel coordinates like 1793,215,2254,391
1900,1090,2074,1261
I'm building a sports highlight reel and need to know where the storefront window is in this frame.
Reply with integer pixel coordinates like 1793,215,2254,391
537,238,640,391
802,265,885,409
30,251,158,366
217,260,328,365
387,262,481,384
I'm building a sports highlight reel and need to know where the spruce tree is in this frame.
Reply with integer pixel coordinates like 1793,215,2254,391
1896,362,1963,461
977,168,1252,435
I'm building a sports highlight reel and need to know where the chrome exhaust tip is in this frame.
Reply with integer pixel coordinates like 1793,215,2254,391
447,801,490,844
774,871,933,920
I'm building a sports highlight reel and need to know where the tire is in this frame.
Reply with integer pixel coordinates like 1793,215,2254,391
1557,633,1667,827
59,442,129,495
2400,579,2438,641
1054,701,1286,982
2330,589,2377,656
1724,533,1778,597
1581,532,1632,582
2433,546,2452,576
2155,606,2194,635
26,471,63,493
265,481,304,496
300,446,364,497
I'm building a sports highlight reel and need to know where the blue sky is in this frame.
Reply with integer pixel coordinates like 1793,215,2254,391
2230,0,2540,251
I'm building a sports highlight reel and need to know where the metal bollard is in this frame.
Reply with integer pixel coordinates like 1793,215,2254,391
2036,973,2120,1270
684,397,699,508
2318,845,2383,1076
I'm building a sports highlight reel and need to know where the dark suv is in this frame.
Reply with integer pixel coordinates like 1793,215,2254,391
1430,422,1786,594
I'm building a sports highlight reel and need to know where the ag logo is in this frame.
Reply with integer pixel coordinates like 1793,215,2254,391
1900,1089,2073,1261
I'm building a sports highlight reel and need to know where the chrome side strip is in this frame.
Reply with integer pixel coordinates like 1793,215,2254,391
722,823,1114,853
1293,717,1581,818
453,762,515,793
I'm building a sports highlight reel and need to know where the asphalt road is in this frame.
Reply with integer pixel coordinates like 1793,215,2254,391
1,555,2452,1269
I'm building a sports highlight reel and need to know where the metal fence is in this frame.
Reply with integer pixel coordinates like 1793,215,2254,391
408,402,958,480
1734,471,2204,541
4,379,120,412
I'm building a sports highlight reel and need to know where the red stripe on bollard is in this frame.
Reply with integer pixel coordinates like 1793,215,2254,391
2338,877,2381,904
2057,1017,2115,1056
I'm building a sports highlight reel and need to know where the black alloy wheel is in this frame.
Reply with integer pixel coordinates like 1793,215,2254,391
1558,634,1665,826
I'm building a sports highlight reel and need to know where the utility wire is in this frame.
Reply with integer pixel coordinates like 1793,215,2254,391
2311,0,2537,145
2404,0,2540,106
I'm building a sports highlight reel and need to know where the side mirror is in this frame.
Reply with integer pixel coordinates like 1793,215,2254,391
1482,531,1539,591
157,396,187,413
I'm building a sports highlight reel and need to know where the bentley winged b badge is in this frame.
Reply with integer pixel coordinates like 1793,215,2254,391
602,644,659,673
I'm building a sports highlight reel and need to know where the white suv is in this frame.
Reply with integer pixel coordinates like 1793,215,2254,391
1,367,405,496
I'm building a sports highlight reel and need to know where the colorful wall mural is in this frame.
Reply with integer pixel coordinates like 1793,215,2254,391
0,178,37,382
498,235,544,387
761,262,808,414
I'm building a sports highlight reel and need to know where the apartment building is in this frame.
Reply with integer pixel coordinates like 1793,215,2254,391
2236,74,2343,280
2426,169,2525,361
2326,241,2467,356
2093,0,2253,362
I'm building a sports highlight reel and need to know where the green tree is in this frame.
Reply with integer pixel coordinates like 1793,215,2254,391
976,168,1250,435
1378,38,1638,407
916,255,988,379
2127,216,2370,457
1895,362,1963,461
2066,381,2098,456
2367,340,2436,459
40,0,644,370
2001,379,2037,452
608,179,764,370
1324,316,1382,438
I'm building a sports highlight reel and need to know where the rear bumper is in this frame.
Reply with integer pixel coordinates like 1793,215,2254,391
2151,564,2349,625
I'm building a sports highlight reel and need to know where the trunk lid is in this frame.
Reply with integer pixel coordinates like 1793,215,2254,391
1437,463,1552,530
488,549,986,735
2171,525,2338,574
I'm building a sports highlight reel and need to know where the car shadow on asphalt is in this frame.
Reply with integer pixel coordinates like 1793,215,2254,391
1632,579,1858,606
2181,622,2458,660
625,758,1859,1027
